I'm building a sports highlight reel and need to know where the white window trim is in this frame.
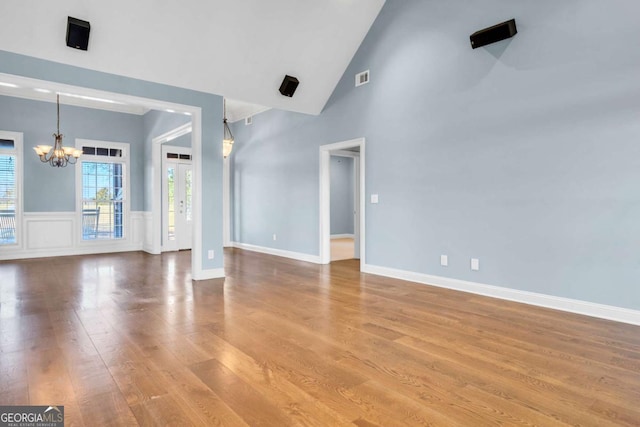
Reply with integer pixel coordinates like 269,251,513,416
75,138,130,245
0,130,23,251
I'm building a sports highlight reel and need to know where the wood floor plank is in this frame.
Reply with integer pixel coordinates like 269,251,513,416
187,329,353,426
1,249,639,426
191,358,295,426
77,390,138,427
130,394,206,426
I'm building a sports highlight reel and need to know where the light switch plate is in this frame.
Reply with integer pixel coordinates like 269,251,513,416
371,194,379,204
471,258,479,271
440,255,448,266
208,250,214,259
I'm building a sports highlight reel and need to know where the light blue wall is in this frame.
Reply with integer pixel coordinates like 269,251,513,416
231,113,325,253
165,133,192,148
231,0,640,310
0,50,223,271
0,95,144,212
330,156,354,235
142,110,192,211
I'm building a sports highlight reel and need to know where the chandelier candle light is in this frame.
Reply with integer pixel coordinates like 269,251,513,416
34,94,82,167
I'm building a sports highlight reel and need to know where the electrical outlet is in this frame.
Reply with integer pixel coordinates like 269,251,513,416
273,234,277,241
208,250,214,259
371,194,379,204
440,255,448,267
471,258,479,271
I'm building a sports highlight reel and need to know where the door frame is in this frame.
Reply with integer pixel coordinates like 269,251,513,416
319,137,365,266
151,122,192,253
161,144,192,252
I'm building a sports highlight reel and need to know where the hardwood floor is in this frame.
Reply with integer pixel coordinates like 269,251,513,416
1,248,640,426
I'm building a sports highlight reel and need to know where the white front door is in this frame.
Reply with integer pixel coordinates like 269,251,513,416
163,148,193,251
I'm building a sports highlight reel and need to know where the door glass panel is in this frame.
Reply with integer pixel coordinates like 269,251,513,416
167,167,175,241
184,169,192,222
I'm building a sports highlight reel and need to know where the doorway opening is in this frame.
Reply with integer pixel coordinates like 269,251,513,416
319,138,365,268
329,153,358,261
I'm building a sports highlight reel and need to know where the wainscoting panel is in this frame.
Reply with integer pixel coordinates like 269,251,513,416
130,211,144,248
0,211,147,261
142,212,155,254
26,213,75,250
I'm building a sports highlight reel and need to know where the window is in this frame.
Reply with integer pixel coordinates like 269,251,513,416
0,133,21,246
77,140,128,241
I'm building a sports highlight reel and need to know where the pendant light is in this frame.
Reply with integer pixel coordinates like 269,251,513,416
34,94,82,167
223,98,234,158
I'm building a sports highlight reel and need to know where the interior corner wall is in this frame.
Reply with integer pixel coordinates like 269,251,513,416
230,0,640,310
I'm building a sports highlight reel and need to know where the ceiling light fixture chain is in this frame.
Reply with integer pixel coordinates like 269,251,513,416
33,93,82,167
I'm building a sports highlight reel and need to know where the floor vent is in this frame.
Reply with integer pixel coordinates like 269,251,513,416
355,70,370,87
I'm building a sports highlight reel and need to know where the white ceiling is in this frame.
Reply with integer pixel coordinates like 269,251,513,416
0,0,385,117
225,98,269,123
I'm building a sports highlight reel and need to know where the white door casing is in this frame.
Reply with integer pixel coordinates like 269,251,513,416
319,138,365,266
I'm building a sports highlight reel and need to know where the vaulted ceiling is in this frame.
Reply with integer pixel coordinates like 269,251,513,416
0,0,386,116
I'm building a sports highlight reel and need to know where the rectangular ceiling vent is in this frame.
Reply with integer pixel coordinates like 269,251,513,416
355,70,370,87
245,116,252,125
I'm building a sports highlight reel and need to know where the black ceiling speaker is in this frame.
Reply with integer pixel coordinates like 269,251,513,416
66,16,91,51
470,19,517,49
279,75,299,97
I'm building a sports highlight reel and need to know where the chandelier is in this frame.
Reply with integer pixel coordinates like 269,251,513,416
223,98,234,158
34,94,82,167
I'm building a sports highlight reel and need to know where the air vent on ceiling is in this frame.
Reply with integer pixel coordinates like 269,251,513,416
245,116,252,125
355,70,370,87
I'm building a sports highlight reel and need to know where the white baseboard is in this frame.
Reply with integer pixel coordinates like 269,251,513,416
192,268,225,281
231,242,321,264
143,246,160,255
331,234,355,239
362,263,640,326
